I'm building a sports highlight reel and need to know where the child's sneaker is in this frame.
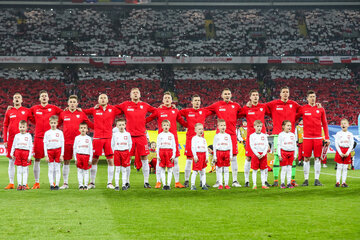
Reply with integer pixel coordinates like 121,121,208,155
252,185,257,190
287,184,294,189
280,183,286,189
218,185,223,190
201,185,208,190
190,185,197,190
224,185,231,190
79,186,84,190
114,186,120,191
213,181,220,188
335,182,340,187
17,185,22,191
83,186,88,191
341,183,349,188
262,185,269,189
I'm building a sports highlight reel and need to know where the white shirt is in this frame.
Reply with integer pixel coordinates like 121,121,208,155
156,131,176,159
335,130,354,156
278,131,297,157
249,132,268,158
191,135,209,160
11,132,33,159
43,129,64,156
213,132,233,158
73,135,93,161
111,131,132,151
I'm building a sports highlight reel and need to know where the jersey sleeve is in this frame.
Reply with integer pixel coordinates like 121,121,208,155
171,135,176,159
277,133,282,156
82,108,94,116
28,135,33,160
191,137,197,159
54,105,63,115
3,110,9,142
60,131,64,156
82,112,94,129
57,113,64,128
347,133,354,155
146,103,157,114
204,102,217,115
156,135,160,159
213,135,217,158
263,135,269,155
146,110,158,124
321,109,330,140
334,132,341,155
249,135,259,157
73,138,78,160
10,135,17,156
88,137,93,161
237,107,246,119
127,133,133,150
43,132,48,156
176,111,187,128
228,134,233,157
111,134,116,151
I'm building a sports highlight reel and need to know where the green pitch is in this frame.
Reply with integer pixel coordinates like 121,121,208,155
0,156,359,240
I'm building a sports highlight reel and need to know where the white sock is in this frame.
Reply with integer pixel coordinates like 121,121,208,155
55,162,61,186
287,165,292,185
115,166,121,187
314,159,321,180
34,161,40,183
260,169,266,186
126,166,131,184
141,160,149,184
17,166,23,186
22,166,28,186
77,168,83,187
173,157,180,183
303,161,310,180
122,167,127,186
342,164,348,184
191,171,198,186
200,168,206,187
48,162,54,186
84,169,89,186
265,168,268,181
184,159,192,181
156,159,161,182
280,166,286,185
252,169,258,186
90,164,97,184
216,167,223,185
336,163,342,183
231,157,238,182
167,167,173,186
63,164,70,184
8,159,15,184
107,165,114,184
160,167,166,185
224,167,229,186
244,160,251,183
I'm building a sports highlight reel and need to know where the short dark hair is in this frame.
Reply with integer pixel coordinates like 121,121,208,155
49,115,58,122
39,90,48,96
280,86,289,92
19,120,27,125
116,118,126,124
191,94,200,101
69,95,78,101
249,89,258,96
307,90,316,96
79,122,88,127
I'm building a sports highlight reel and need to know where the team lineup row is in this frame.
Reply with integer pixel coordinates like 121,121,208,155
3,87,354,190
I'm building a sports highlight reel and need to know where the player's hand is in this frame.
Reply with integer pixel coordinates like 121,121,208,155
205,159,208,163
340,153,345,158
88,160,92,165
74,160,77,165
76,108,82,112
344,153,349,157
27,158,31,163
316,103,322,108
46,157,50,162
256,154,261,159
170,157,174,163
325,140,330,146
194,157,198,163
11,155,14,160
4,142,7,148
246,101,252,107
279,156,283,161
213,158,217,163
60,156,64,162
94,104,99,109
7,105,13,111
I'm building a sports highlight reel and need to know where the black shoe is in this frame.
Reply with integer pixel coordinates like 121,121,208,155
122,186,128,190
79,186,84,190
298,162,303,166
166,185,171,190
335,182,340,187
265,181,271,187
50,185,54,190
162,185,167,190
205,183,211,188
199,181,202,187
144,183,151,188
125,183,130,189
244,182,249,187
184,180,189,188
54,185,59,190
83,186,88,190
314,179,323,186
115,186,120,191
302,180,309,186
202,185,209,190
341,183,349,188
272,181,279,187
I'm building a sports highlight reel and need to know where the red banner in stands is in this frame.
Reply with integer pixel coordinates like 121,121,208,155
0,145,7,156
109,57,126,65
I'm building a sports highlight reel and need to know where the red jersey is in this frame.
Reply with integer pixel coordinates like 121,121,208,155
58,110,94,144
146,106,187,138
116,101,156,137
239,103,269,136
3,106,33,142
266,99,300,134
83,105,122,139
297,104,329,139
179,108,212,138
205,101,242,135
30,104,62,138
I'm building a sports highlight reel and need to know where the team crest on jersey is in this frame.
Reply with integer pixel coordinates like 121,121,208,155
56,133,59,137
124,136,128,140
140,105,144,109
109,109,112,112
21,111,25,115
289,104,292,108
172,110,175,114
261,136,265,140
316,110,319,113
199,111,202,115
86,139,89,143
232,105,235,108
225,137,228,140
260,108,263,111
25,137,28,141
290,136,294,140
76,115,80,118
168,136,172,140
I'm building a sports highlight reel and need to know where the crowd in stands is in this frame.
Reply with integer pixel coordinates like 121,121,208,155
0,8,359,56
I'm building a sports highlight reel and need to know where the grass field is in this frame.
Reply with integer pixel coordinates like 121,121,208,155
0,156,359,240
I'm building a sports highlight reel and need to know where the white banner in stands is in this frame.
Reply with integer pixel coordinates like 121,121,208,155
0,56,359,64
